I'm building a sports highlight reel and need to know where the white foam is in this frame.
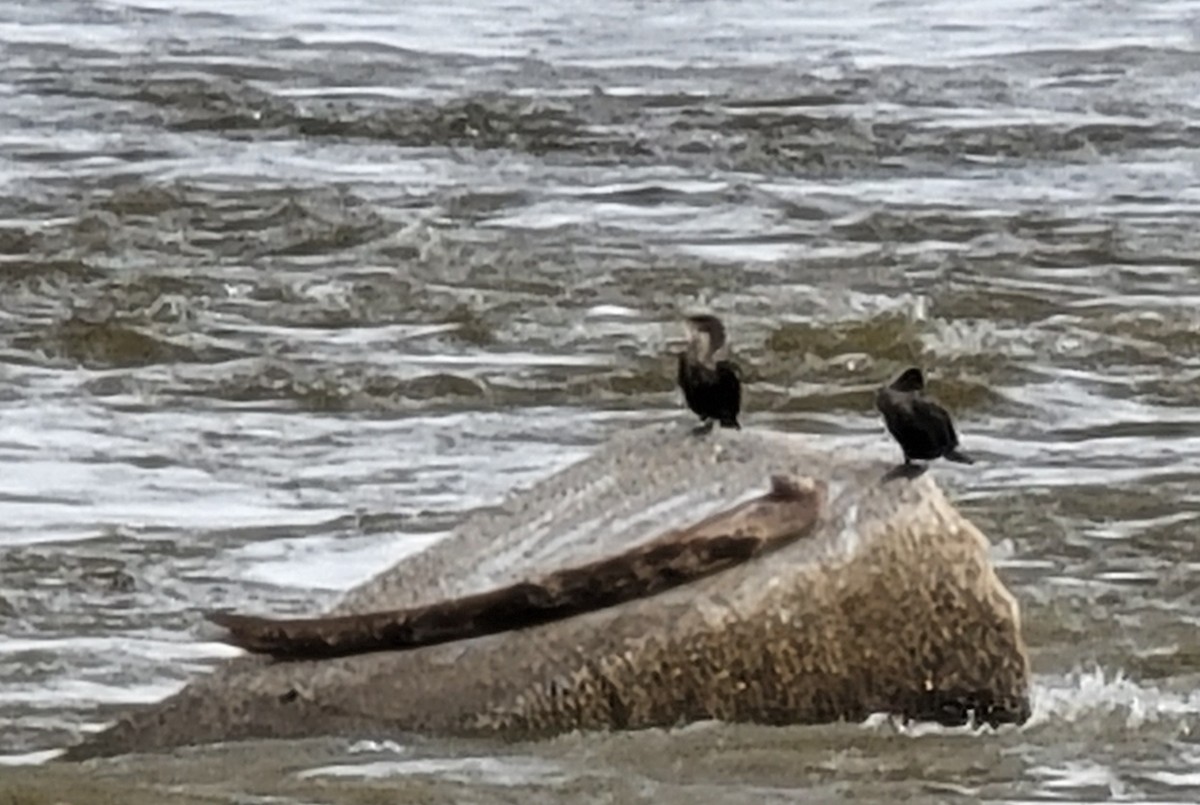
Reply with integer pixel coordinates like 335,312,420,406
0,677,186,708
346,739,408,755
1027,668,1200,729
856,668,1200,740
298,755,568,786
0,748,63,766
584,304,642,320
229,531,449,591
0,635,242,661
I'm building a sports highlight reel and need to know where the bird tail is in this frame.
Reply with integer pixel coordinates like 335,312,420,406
945,448,974,465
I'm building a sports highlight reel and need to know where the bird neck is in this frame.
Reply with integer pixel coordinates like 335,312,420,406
685,344,718,370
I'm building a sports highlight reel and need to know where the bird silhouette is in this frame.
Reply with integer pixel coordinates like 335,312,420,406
677,314,742,435
875,367,974,466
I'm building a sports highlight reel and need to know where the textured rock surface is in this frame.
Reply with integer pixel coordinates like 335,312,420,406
207,473,826,659
64,425,1030,760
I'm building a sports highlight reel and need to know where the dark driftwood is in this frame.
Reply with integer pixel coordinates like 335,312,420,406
207,474,825,661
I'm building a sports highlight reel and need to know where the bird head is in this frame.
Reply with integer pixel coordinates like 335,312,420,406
683,314,727,364
889,367,926,393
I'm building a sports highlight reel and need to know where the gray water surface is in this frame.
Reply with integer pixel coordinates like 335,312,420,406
2,0,1200,802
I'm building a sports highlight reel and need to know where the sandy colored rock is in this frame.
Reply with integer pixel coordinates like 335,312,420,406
64,426,1030,760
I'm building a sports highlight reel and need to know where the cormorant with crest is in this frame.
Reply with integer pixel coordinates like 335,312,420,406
677,314,742,434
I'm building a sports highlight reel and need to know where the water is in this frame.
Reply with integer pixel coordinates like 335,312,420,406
2,0,1200,801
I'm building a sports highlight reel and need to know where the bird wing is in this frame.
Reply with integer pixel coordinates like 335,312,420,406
913,396,958,446
716,360,742,383
715,360,743,418
677,352,699,403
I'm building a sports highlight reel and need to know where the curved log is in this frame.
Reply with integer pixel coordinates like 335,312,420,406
63,426,1031,761
207,475,824,660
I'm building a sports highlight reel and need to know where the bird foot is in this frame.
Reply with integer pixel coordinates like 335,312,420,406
691,421,716,436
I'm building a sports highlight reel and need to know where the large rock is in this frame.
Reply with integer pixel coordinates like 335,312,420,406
64,426,1030,760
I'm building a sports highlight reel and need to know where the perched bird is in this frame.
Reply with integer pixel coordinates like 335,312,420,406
875,367,974,465
677,314,742,434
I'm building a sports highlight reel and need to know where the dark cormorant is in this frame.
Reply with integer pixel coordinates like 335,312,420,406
875,367,974,465
677,314,742,434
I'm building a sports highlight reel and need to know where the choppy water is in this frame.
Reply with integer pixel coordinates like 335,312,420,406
2,0,1200,801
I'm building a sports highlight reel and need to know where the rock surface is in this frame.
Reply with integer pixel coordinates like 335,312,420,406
64,426,1030,760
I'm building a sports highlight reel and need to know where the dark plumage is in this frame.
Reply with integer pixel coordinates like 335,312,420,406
677,314,742,434
875,367,974,465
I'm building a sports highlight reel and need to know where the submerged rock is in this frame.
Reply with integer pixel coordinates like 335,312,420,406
64,426,1030,760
